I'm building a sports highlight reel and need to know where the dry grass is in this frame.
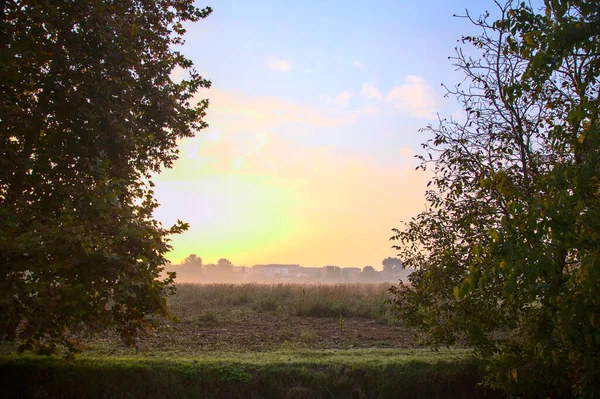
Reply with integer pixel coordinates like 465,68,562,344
170,282,398,321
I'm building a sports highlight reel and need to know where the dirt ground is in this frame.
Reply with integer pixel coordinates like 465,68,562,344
94,312,419,355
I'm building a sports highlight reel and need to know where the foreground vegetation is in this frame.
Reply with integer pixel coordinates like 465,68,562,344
391,1,600,397
0,349,500,399
0,284,501,398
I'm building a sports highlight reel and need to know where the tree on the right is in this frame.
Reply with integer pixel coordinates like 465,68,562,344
390,1,599,397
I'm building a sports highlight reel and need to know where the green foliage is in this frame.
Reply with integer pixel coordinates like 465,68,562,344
0,350,500,399
0,0,211,354
390,1,599,397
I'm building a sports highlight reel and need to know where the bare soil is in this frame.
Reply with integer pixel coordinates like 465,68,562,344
87,312,419,355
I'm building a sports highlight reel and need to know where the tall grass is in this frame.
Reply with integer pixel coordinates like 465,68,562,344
169,283,398,323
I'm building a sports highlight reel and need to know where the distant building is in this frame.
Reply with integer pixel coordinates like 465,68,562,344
252,264,301,277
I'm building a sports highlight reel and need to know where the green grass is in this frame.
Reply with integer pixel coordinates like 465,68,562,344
0,349,501,399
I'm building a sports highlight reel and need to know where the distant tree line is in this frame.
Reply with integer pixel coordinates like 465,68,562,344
171,254,406,283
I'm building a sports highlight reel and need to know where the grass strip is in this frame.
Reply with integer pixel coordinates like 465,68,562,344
0,349,501,398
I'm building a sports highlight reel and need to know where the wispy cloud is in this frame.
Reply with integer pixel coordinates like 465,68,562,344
335,91,352,106
202,88,353,133
320,91,352,107
353,60,364,69
360,83,382,100
268,57,292,73
387,75,438,119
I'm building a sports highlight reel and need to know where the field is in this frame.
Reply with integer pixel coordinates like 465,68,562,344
97,283,414,354
0,283,501,398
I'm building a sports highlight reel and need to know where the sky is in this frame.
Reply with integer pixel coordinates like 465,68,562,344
152,0,501,269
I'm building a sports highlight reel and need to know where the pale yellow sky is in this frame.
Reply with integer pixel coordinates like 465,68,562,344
153,87,433,268
146,0,480,268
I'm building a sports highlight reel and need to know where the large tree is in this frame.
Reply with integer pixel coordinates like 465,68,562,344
0,0,211,354
390,1,599,397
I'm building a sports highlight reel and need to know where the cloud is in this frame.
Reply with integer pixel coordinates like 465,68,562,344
353,60,363,69
268,57,292,72
320,91,352,107
360,83,382,100
387,75,439,119
203,88,352,130
334,91,352,106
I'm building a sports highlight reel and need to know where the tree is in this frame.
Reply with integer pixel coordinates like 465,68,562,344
381,257,403,274
390,1,599,397
0,0,212,354
361,265,378,280
216,258,233,271
183,254,203,268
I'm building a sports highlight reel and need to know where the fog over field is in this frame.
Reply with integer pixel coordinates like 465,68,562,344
167,255,410,284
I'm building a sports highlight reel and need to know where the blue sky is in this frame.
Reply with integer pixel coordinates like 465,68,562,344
154,0,519,267
182,0,492,154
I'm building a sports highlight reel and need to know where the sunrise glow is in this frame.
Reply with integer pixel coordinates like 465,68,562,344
152,0,491,268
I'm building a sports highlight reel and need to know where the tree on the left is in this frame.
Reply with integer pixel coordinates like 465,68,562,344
0,0,212,354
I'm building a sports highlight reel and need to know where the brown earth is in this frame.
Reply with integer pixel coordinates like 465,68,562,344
89,312,419,355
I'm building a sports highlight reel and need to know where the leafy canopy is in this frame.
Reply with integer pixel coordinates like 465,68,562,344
390,1,599,397
0,0,211,354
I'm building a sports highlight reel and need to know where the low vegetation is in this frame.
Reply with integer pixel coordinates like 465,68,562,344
0,350,500,399
0,283,500,398
172,283,398,321
73,283,413,354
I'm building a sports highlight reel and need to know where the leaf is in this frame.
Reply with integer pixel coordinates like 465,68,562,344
489,229,500,242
